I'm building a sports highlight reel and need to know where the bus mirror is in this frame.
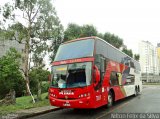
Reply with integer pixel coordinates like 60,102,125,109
93,65,100,87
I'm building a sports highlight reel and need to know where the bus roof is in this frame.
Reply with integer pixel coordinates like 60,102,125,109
63,36,140,65
62,36,97,44
95,37,140,64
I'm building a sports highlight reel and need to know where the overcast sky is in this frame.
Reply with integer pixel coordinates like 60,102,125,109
54,0,160,54
1,0,160,54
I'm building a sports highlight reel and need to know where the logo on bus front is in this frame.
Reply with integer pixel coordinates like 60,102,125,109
59,90,74,95
65,96,68,99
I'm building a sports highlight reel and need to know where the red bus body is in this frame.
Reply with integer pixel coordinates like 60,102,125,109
49,37,142,109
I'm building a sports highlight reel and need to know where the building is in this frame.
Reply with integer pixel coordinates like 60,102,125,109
0,39,25,69
139,41,154,75
139,41,159,75
154,47,159,75
139,41,160,83
157,43,160,75
0,40,24,57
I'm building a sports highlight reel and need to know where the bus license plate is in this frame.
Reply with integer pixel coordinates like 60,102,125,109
63,103,71,106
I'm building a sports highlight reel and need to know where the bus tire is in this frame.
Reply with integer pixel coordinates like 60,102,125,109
134,87,138,96
138,86,140,93
107,91,113,107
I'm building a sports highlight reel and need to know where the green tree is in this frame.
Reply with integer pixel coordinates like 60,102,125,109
134,54,140,61
29,68,50,100
64,24,97,41
97,33,104,39
0,48,25,99
64,23,123,48
81,24,97,37
103,32,123,49
122,48,133,58
64,23,81,41
1,0,63,100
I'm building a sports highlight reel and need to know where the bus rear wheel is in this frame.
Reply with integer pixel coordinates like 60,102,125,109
107,92,113,107
134,87,138,96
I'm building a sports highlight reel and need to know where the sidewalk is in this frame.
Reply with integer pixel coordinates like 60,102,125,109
14,106,60,119
0,106,61,119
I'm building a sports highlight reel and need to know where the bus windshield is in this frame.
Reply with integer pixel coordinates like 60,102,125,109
51,62,92,88
54,39,94,61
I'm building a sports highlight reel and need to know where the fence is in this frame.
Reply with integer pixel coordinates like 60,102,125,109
141,75,160,83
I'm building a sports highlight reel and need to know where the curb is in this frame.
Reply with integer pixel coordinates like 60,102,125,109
17,107,62,119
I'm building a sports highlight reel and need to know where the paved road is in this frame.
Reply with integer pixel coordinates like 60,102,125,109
28,85,160,119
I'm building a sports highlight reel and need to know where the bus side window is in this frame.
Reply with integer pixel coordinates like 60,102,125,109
110,71,119,86
117,73,122,85
130,61,135,68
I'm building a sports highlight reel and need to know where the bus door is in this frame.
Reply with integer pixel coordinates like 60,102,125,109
94,54,107,106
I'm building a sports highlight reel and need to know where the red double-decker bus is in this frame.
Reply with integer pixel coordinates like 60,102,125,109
49,36,142,108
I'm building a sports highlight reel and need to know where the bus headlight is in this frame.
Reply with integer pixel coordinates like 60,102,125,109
79,93,90,98
50,93,56,98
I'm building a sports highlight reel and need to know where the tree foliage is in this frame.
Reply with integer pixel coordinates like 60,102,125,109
102,32,123,49
29,68,50,100
64,23,97,41
122,48,133,58
81,24,98,37
1,0,63,97
0,48,25,99
64,23,123,49
134,54,140,61
122,48,140,61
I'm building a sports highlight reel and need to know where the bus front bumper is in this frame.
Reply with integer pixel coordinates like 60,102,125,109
49,96,94,108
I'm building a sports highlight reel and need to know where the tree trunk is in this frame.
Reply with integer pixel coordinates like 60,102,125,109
24,29,31,96
37,80,42,101
23,22,35,103
26,83,35,103
24,43,30,95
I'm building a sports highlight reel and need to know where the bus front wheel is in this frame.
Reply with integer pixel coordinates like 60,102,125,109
107,92,113,107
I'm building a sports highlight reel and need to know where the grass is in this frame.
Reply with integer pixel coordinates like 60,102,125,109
0,92,50,115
